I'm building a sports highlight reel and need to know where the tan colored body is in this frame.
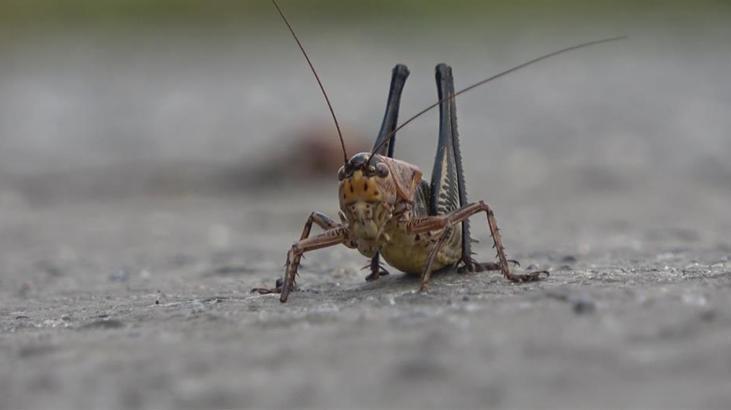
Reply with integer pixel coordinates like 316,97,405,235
339,154,462,274
380,212,462,274
253,151,546,303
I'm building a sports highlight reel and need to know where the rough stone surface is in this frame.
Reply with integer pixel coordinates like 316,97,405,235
1,184,730,409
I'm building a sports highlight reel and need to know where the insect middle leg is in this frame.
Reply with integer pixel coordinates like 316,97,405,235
409,201,548,291
365,253,390,282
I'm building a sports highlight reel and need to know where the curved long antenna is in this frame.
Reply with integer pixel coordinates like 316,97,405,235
368,36,626,164
271,0,348,164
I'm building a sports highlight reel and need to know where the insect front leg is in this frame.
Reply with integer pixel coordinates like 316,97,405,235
298,211,338,239
409,201,548,291
278,227,348,302
251,212,345,302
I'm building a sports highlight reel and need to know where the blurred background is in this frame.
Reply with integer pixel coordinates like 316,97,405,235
0,0,729,206
2,2,731,409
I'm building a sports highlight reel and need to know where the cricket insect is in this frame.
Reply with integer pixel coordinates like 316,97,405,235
253,0,624,303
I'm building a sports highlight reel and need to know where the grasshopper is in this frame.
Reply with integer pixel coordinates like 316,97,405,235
254,0,623,303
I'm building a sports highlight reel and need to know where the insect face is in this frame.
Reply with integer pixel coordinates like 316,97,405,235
338,153,393,256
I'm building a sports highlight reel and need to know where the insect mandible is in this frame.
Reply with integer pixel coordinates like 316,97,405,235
253,0,624,303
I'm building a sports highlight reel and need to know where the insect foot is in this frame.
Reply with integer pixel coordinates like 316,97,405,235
363,255,390,282
457,258,521,273
505,270,550,283
251,278,284,295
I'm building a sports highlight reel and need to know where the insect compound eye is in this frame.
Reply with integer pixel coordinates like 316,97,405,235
337,166,346,180
375,163,389,178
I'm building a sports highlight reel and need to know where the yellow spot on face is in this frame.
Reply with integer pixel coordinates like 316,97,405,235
340,170,381,204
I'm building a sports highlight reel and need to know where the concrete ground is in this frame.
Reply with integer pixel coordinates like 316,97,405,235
1,177,730,409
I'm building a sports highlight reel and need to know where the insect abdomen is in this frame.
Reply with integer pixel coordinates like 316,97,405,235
380,224,462,274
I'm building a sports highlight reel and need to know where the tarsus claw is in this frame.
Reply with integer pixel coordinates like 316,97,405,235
507,269,549,283
364,262,390,281
251,278,285,295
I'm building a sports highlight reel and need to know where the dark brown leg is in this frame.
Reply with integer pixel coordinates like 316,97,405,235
409,201,548,286
365,253,390,282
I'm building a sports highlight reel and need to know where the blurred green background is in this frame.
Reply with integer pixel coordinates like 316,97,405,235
1,0,729,27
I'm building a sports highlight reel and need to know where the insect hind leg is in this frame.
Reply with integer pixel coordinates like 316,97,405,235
433,64,478,269
372,64,410,157
364,65,409,282
434,64,524,273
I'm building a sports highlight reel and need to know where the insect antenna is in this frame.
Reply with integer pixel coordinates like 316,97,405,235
271,0,348,164
367,36,626,165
